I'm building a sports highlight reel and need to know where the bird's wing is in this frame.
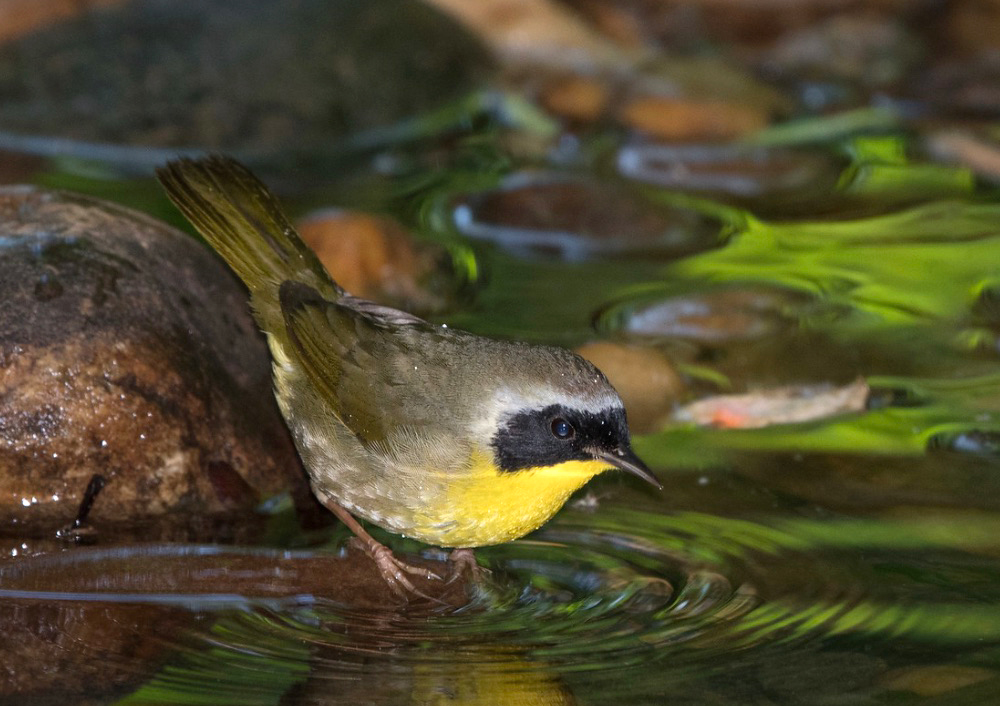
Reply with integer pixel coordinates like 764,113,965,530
278,280,443,446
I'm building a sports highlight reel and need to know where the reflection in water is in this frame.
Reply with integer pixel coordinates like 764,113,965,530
5,504,1000,703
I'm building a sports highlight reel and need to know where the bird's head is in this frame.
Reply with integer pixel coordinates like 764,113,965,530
477,345,659,488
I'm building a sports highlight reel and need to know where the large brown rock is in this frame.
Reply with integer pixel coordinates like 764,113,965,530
0,186,305,533
0,0,491,154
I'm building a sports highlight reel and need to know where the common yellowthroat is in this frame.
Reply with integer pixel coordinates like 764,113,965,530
157,156,659,594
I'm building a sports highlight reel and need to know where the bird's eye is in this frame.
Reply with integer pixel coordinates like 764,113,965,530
550,417,574,439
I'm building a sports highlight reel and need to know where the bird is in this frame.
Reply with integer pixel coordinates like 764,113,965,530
156,155,660,596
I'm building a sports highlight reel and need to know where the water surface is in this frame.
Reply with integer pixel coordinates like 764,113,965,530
6,117,1000,706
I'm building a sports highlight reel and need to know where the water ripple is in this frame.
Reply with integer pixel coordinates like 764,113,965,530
4,508,1000,702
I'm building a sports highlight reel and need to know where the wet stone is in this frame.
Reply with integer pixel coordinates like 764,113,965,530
560,0,902,49
617,95,769,142
575,341,685,434
0,0,127,43
759,14,923,98
926,131,1000,185
927,430,1000,456
0,186,305,532
617,143,844,216
540,73,612,124
0,0,491,154
453,172,719,260
425,0,624,69
943,0,1000,56
606,287,810,343
297,209,457,316
0,148,44,184
912,53,1000,119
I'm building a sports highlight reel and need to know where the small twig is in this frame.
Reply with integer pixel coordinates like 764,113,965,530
56,473,106,543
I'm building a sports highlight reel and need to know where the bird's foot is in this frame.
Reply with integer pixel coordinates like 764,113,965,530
319,496,447,601
446,548,490,584
370,542,443,598
347,536,442,590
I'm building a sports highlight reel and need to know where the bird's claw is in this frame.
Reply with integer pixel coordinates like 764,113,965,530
348,538,445,602
370,543,442,584
446,548,490,585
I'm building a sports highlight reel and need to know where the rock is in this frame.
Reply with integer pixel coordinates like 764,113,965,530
944,0,1000,55
0,186,305,532
927,430,1000,456
0,0,491,154
297,209,454,316
453,172,718,260
612,287,808,342
616,143,843,216
925,131,1000,185
561,0,914,49
618,95,770,141
760,14,922,92
912,53,1000,118
575,342,684,433
565,0,647,48
424,0,628,69
0,0,125,42
540,74,612,123
0,148,43,184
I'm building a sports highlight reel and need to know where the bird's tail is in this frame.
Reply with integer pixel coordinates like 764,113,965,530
156,156,340,301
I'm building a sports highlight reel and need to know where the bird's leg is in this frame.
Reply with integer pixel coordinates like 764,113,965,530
319,497,442,597
447,548,490,584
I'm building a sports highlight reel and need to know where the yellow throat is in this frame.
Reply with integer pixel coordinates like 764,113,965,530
414,451,610,547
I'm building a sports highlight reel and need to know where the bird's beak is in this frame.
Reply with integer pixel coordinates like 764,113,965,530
591,446,662,489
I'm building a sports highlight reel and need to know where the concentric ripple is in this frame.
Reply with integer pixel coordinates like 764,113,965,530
4,506,1000,703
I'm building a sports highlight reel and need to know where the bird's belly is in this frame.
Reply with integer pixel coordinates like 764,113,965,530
271,356,392,516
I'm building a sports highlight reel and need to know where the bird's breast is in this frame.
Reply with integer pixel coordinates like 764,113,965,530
410,451,609,547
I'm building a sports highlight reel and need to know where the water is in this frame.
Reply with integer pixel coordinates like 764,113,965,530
5,118,1000,704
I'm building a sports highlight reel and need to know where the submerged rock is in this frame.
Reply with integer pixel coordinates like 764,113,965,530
0,0,126,43
297,209,460,316
0,186,305,531
453,172,718,260
606,287,810,343
618,95,769,141
616,143,844,216
0,0,490,154
575,341,685,433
